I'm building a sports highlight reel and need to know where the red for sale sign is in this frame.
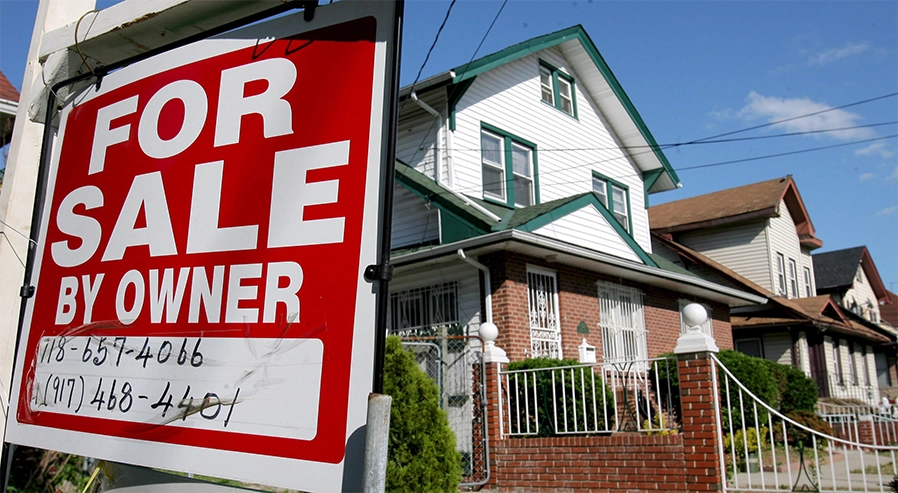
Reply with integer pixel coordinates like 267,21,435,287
5,3,397,491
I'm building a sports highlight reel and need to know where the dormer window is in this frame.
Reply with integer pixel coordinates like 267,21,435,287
592,171,631,233
481,123,538,207
539,61,577,118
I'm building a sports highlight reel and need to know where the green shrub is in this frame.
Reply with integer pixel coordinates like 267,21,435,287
506,357,612,436
384,336,461,492
762,359,818,413
774,410,833,448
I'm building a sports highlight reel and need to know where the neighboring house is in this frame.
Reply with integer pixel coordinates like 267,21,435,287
1,70,18,188
813,246,897,397
813,246,892,326
1,70,19,150
649,177,895,404
387,25,763,367
883,289,898,329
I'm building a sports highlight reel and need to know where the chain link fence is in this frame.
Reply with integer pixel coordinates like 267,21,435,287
401,336,488,487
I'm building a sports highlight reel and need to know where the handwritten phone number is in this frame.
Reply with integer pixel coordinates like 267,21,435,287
38,372,240,427
39,336,204,369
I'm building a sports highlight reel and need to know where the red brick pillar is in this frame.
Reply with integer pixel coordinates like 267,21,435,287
676,303,724,492
678,351,723,492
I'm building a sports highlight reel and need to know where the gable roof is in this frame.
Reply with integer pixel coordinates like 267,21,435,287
402,25,681,194
813,246,890,303
649,176,822,249
653,233,890,343
0,71,19,104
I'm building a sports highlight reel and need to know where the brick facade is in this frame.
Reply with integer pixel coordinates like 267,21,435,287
481,251,733,363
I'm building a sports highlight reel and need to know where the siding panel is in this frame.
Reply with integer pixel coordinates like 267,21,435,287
676,221,771,291
531,205,641,262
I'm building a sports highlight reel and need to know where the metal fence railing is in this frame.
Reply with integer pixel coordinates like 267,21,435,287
714,354,898,492
498,356,679,437
827,372,880,405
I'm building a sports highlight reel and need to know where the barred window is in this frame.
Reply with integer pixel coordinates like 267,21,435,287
598,281,647,368
527,266,561,359
389,282,459,337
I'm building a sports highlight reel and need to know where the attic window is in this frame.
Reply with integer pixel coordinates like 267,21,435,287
539,60,577,118
592,171,631,234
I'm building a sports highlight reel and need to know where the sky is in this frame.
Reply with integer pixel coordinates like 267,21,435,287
1,0,896,294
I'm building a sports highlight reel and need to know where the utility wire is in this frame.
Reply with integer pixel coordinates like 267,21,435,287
403,0,457,106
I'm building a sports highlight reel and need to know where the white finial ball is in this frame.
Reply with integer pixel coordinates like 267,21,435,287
682,303,708,329
480,322,498,343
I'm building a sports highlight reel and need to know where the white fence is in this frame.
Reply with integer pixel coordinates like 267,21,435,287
714,354,898,492
498,357,679,437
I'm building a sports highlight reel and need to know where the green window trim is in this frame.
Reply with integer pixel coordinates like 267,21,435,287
481,122,540,208
538,60,578,119
592,170,632,235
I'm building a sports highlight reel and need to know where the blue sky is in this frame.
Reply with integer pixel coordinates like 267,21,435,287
1,0,896,294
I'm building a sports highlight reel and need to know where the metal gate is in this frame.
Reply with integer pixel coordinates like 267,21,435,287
401,336,489,486
713,354,898,492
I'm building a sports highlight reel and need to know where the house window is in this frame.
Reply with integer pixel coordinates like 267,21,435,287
678,300,713,336
775,253,787,296
538,60,577,117
735,339,763,359
803,267,813,297
527,267,561,358
597,281,647,368
389,282,459,338
833,338,843,386
481,124,538,207
592,171,631,233
788,259,798,299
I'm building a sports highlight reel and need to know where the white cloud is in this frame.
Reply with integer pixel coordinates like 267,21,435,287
889,167,898,181
738,92,876,141
808,42,870,66
855,142,895,159
859,173,876,182
876,206,897,217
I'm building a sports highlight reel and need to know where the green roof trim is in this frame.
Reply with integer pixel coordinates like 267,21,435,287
648,253,697,278
447,77,476,132
394,161,495,234
507,192,657,268
642,168,664,208
451,25,680,193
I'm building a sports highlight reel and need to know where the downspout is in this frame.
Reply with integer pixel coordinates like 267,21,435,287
410,91,442,185
410,93,500,222
457,249,492,324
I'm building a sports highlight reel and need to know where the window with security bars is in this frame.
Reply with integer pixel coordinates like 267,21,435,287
527,267,561,359
389,282,459,338
597,281,647,368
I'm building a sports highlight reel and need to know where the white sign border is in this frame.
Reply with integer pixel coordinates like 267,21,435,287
4,2,396,491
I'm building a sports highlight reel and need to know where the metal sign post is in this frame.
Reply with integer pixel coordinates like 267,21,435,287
4,2,402,491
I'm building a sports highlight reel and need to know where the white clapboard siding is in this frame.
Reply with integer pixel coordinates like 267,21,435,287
677,221,771,292
843,265,881,321
391,183,440,249
762,332,792,366
531,204,641,263
800,247,816,297
650,239,683,266
389,262,483,335
768,200,805,298
450,47,652,252
397,89,448,180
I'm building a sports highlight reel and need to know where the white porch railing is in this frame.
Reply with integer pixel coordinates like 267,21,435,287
827,371,880,405
499,357,679,437
714,354,898,492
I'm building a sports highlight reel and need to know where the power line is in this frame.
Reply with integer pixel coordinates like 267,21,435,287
403,0,457,105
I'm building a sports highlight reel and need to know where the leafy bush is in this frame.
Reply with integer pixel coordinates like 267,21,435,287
761,359,819,413
773,410,833,448
723,426,768,458
506,357,612,436
384,336,461,492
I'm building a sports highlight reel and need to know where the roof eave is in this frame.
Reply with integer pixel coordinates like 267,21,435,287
392,229,766,307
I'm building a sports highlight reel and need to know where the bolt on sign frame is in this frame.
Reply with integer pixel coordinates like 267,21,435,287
4,1,402,491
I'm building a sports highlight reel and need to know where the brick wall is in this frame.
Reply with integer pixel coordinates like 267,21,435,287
481,251,734,362
490,435,688,492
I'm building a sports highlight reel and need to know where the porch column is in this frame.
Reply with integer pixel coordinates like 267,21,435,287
675,304,723,492
480,322,508,489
